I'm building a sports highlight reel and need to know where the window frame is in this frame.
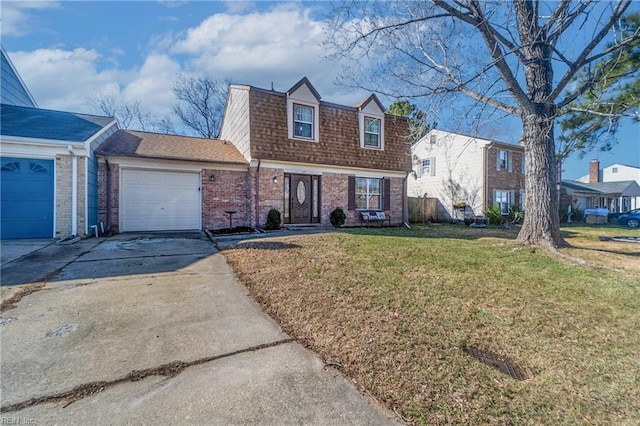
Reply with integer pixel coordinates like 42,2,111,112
497,150,513,172
355,177,382,210
293,103,314,140
494,190,511,215
363,117,381,148
421,158,431,175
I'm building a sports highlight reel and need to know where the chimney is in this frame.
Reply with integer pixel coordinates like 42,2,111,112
589,160,600,183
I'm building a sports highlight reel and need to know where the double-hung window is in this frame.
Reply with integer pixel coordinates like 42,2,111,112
421,159,431,175
364,117,381,148
356,177,382,210
497,150,513,171
495,190,510,215
294,104,314,139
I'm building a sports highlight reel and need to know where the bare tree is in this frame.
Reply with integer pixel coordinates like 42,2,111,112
87,93,175,133
327,1,638,250
172,74,229,139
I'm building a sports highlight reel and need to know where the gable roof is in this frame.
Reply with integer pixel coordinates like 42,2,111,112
287,77,321,101
354,93,385,112
96,130,248,165
562,179,640,196
1,104,113,142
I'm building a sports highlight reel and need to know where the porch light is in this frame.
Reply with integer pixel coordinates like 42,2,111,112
272,176,278,183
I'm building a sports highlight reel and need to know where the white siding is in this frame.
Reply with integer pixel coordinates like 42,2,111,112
409,130,491,219
576,164,640,209
219,86,251,161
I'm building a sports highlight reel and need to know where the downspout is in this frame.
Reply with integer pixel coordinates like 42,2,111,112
254,159,261,228
105,157,112,231
484,145,489,213
68,145,78,236
402,173,409,228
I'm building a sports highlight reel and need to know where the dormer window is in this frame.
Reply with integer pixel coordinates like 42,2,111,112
364,117,381,148
287,77,321,142
357,94,385,151
294,104,314,139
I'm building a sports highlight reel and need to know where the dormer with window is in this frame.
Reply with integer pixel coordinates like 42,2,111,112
286,77,321,143
356,94,385,150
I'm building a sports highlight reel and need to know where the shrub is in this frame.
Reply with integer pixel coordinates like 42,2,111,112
508,205,524,224
485,205,503,225
329,207,346,228
264,208,281,230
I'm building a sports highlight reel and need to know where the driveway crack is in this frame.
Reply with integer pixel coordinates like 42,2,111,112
0,338,295,413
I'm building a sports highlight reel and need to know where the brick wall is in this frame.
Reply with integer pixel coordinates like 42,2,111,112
201,169,250,230
321,173,405,226
253,168,285,228
98,161,120,233
248,89,410,172
55,154,87,237
485,145,526,209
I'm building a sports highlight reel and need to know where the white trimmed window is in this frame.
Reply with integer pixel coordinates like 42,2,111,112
286,83,320,142
293,104,314,139
497,150,513,171
494,190,512,215
364,117,381,148
356,177,382,210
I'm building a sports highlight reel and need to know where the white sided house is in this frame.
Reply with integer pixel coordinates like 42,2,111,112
409,129,525,221
568,161,640,211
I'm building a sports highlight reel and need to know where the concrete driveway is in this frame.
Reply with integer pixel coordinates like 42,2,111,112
0,232,398,425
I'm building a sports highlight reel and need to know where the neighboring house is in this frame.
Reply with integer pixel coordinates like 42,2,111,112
1,45,37,108
95,130,249,232
1,47,118,239
562,160,640,212
409,129,525,221
219,77,410,227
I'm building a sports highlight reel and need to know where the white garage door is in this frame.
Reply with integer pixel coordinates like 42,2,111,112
121,169,201,232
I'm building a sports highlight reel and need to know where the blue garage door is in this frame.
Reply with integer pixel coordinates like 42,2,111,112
1,157,54,239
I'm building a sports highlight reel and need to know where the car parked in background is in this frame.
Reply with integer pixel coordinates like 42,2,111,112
616,209,640,228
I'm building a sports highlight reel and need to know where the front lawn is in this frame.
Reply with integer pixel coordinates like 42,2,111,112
222,225,640,424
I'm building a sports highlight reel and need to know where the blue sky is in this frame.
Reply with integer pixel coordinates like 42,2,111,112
2,1,638,179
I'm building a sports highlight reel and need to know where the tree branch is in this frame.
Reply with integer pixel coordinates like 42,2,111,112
548,0,632,102
434,0,533,112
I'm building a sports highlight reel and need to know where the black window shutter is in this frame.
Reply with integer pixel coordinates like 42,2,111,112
348,176,356,210
383,178,391,211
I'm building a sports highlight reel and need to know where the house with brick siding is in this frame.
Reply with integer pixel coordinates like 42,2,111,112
96,130,249,233
94,77,410,233
409,129,525,221
219,77,411,227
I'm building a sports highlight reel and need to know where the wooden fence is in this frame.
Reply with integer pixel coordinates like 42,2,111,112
408,197,439,223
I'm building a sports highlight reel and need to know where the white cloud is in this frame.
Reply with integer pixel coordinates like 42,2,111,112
1,1,59,37
7,2,376,124
170,3,370,107
121,54,182,116
9,48,123,112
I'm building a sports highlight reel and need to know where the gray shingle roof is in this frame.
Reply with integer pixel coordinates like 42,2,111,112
562,179,640,196
1,104,113,142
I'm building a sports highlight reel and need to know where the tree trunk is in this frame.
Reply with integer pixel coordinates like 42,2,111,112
514,1,566,249
516,106,566,248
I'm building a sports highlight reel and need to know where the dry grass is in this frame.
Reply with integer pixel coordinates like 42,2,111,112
222,224,640,425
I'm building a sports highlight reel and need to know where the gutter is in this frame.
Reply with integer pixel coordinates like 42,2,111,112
105,157,112,231
67,145,78,236
255,159,261,228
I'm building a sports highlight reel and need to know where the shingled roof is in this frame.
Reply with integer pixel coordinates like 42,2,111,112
96,130,247,165
1,104,113,142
